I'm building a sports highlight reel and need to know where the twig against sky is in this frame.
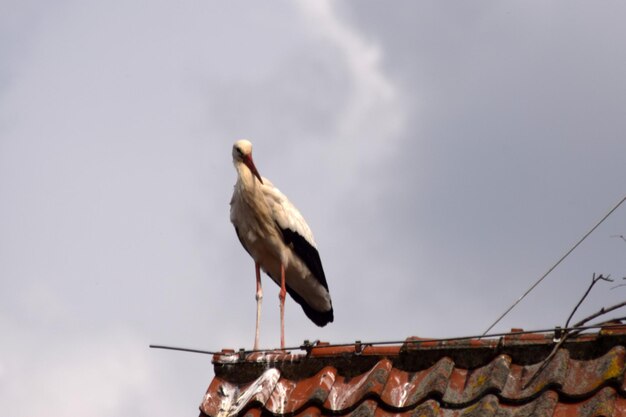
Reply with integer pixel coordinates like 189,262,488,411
524,274,625,389
611,234,626,244
565,273,612,328
483,195,626,336
573,299,626,328
611,279,626,290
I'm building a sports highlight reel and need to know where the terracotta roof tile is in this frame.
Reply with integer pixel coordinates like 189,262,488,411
380,357,454,408
501,349,570,399
200,327,626,417
266,366,335,414
442,354,511,405
324,359,391,411
561,345,625,396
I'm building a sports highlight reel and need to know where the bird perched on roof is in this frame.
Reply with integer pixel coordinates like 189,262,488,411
230,139,333,349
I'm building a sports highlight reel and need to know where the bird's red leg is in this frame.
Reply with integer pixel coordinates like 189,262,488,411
254,262,262,350
279,263,286,349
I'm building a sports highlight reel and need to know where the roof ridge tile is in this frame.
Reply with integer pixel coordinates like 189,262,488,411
324,359,392,412
499,390,560,417
266,366,337,415
562,345,626,397
200,332,626,417
381,356,455,408
502,348,570,400
442,354,511,406
200,368,281,417
553,386,617,417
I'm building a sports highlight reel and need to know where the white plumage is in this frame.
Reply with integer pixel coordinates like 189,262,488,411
230,139,333,349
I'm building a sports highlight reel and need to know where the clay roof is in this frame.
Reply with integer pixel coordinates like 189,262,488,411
199,325,626,417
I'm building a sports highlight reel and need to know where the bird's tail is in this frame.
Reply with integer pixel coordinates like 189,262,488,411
285,286,334,327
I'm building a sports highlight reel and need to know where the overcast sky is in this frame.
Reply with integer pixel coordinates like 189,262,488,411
2,1,626,416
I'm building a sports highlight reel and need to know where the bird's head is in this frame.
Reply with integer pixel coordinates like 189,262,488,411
232,139,263,184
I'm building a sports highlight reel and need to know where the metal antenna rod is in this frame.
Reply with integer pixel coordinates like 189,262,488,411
482,195,626,337
149,344,219,355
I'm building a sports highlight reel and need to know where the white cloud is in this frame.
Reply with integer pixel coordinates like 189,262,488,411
295,0,406,184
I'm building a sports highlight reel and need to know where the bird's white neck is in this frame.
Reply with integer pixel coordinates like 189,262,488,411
235,161,261,192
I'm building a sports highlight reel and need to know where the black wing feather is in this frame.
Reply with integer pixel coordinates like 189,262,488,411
278,224,333,326
278,226,329,291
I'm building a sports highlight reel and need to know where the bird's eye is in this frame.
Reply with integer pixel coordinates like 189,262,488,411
236,147,243,155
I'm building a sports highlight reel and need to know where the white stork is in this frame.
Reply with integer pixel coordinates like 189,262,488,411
230,139,333,349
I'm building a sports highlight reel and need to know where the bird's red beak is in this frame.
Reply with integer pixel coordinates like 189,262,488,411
244,155,263,184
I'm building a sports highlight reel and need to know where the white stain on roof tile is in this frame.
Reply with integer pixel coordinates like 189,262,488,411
217,368,281,417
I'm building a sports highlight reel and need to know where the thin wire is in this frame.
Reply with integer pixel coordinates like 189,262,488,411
149,322,626,356
481,195,626,337
149,344,221,355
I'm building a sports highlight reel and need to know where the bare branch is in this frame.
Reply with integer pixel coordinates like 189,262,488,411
523,316,626,390
611,234,626,244
611,279,626,290
525,273,621,389
565,274,612,328
522,333,568,389
573,300,626,327
588,316,626,327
